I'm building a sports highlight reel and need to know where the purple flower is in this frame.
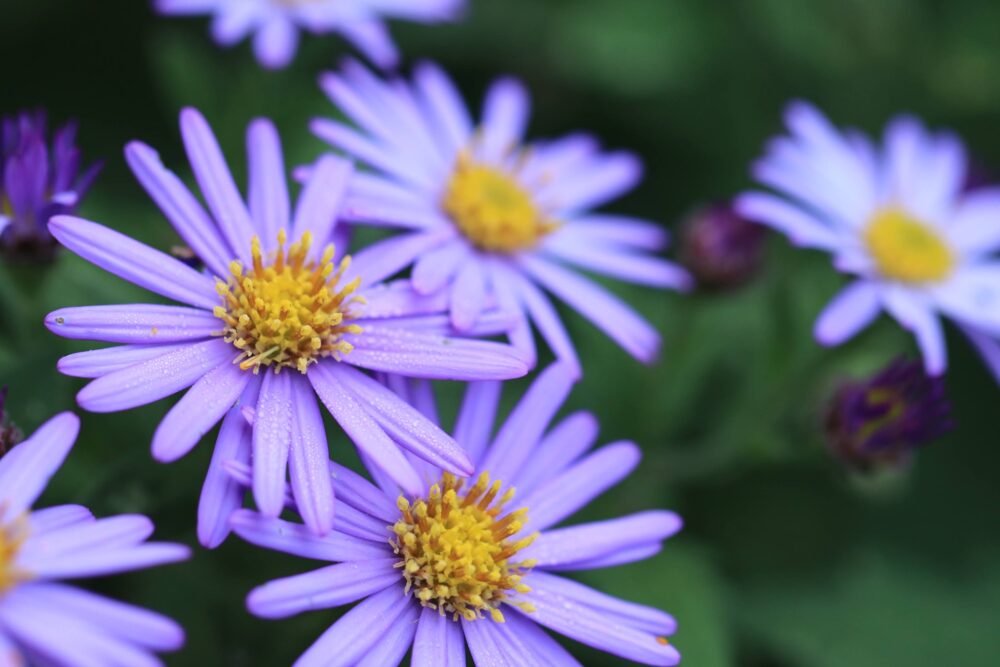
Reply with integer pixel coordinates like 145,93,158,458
156,0,464,70
45,108,528,547
310,61,692,377
824,358,953,472
230,363,682,666
0,412,189,666
0,110,101,261
737,102,1000,381
680,201,766,290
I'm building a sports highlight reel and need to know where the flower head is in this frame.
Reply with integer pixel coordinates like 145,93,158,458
0,110,101,261
0,412,189,666
825,358,953,472
312,61,691,377
156,0,464,70
45,108,527,547
738,102,1000,380
680,201,766,290
231,364,682,666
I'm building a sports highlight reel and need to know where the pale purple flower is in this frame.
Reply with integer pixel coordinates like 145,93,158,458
738,102,1000,380
0,412,189,667
45,108,528,547
230,363,682,666
156,0,463,70
310,61,691,377
0,110,101,261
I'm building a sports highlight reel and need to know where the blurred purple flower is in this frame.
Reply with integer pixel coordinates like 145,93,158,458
0,110,101,261
45,108,527,547
155,0,464,70
738,102,1000,382
825,358,953,472
311,61,691,376
0,412,189,666
680,202,766,290
230,363,682,666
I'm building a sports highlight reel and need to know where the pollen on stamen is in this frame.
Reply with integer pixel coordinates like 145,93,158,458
390,472,538,623
213,230,365,374
442,151,559,253
0,518,30,595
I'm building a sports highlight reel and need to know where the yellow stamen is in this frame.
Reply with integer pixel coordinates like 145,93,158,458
213,230,364,374
0,517,30,596
442,152,558,253
391,472,538,623
864,208,954,283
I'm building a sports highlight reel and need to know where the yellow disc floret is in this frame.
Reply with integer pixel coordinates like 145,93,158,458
442,153,558,253
864,208,955,283
391,472,538,623
214,230,364,374
0,519,29,596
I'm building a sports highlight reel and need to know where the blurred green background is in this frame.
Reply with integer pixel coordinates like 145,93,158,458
2,0,1000,665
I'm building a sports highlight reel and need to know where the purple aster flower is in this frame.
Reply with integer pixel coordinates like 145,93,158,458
155,0,464,70
0,412,189,666
737,102,1000,381
0,110,101,262
679,201,766,290
229,363,682,666
824,357,953,472
310,61,692,377
45,108,528,547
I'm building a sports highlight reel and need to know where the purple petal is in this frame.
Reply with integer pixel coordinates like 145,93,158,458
501,263,581,378
311,118,433,191
294,585,410,667
26,543,190,580
291,155,352,255
514,411,598,495
253,371,294,518
308,362,423,496
478,77,530,163
198,378,260,548
288,374,336,535
413,61,473,161
27,505,94,535
538,152,641,215
450,260,487,331
76,339,233,413
246,118,289,245
247,559,399,619
20,515,154,562
882,288,947,375
45,304,219,344
0,413,79,523
523,511,682,568
346,325,529,380
522,572,680,665
331,364,472,475
519,255,660,364
229,509,389,562
329,461,399,523
489,261,538,370
179,108,256,262
411,238,471,295
125,140,233,277
522,441,641,531
735,192,841,251
359,279,451,319
412,607,467,667
15,583,184,651
348,229,452,287
814,281,882,346
453,381,501,466
353,601,420,667
566,215,669,251
254,15,299,69
58,344,191,379
542,234,692,290
48,215,219,310
478,363,575,484
151,360,251,462
552,543,662,572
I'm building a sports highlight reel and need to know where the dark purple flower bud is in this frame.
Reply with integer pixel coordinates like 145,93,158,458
0,387,23,458
0,110,102,262
679,202,766,290
824,358,953,472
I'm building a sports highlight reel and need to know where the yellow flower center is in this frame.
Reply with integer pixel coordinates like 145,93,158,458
442,154,557,253
214,230,364,374
864,208,954,283
0,519,28,596
391,472,538,623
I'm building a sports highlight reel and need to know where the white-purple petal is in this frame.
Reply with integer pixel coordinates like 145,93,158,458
247,559,399,619
45,304,219,344
0,413,79,523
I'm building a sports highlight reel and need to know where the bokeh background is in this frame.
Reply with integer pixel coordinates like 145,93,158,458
3,0,1000,665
